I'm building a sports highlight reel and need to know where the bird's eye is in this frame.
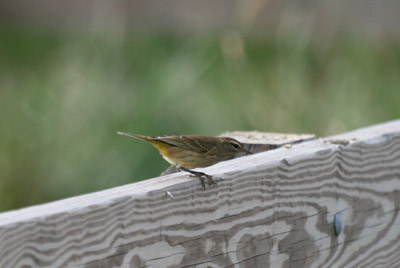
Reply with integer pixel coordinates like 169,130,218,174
232,143,240,149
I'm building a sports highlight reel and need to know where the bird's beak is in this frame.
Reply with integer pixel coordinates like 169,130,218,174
242,148,253,155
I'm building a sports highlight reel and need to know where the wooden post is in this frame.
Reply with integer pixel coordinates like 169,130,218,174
1,120,400,268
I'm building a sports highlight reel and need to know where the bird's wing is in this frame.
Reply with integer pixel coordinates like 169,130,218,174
156,135,216,154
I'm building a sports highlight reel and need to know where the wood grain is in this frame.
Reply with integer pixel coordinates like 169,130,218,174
1,120,400,268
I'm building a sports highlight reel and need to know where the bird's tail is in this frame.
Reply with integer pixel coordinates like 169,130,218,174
117,132,153,142
117,132,172,157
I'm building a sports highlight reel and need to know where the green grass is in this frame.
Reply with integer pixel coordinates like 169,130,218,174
0,28,399,212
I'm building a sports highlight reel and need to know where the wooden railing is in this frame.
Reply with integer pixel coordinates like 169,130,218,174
1,120,400,268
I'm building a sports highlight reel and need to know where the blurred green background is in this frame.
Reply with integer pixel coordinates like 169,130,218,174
1,1,400,212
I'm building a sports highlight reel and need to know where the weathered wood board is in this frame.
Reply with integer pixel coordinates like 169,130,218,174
1,120,400,268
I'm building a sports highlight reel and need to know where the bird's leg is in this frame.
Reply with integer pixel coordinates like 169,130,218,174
179,168,217,189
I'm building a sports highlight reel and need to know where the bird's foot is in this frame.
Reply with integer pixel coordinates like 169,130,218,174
179,168,221,190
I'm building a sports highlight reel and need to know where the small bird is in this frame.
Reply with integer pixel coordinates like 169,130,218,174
117,132,252,188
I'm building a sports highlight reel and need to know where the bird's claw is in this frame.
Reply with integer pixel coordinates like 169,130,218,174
181,168,220,190
189,172,217,189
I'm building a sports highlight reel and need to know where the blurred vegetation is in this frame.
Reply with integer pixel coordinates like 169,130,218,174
0,27,399,212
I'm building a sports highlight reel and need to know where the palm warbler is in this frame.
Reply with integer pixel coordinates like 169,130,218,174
117,132,252,188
